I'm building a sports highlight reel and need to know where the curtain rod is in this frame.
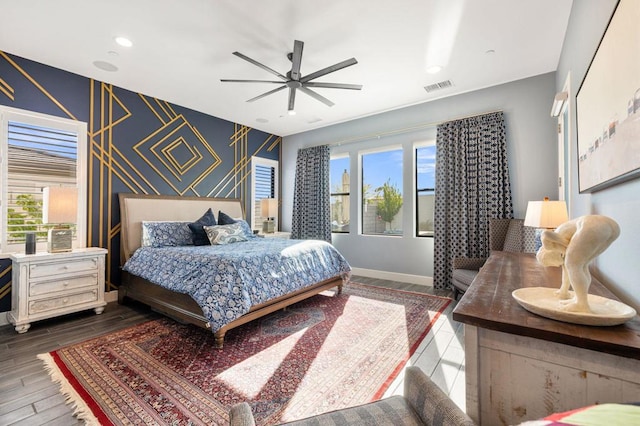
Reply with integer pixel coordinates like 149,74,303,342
329,109,503,147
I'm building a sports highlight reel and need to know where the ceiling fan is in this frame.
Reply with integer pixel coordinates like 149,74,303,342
221,40,362,114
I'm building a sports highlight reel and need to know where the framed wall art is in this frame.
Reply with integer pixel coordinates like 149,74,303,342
576,0,640,193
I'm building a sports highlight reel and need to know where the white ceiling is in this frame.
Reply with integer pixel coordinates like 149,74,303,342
1,0,573,136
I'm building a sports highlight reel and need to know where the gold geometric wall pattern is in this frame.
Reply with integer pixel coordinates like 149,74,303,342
134,114,222,195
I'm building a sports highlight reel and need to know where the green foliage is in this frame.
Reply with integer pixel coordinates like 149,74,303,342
7,194,46,242
375,179,403,226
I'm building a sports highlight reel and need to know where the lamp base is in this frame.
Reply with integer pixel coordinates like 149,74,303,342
47,228,73,253
262,220,275,234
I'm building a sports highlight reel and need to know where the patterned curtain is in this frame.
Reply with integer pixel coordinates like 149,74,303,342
433,111,513,290
291,145,331,242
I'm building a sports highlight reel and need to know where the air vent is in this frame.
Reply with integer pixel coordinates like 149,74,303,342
424,80,453,93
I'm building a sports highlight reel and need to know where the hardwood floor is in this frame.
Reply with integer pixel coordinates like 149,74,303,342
0,277,464,425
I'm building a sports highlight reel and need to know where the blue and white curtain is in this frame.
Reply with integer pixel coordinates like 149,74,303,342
433,111,513,290
291,145,331,242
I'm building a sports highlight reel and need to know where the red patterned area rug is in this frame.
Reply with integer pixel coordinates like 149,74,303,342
39,282,451,425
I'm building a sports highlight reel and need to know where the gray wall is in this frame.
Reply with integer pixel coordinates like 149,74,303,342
282,72,558,279
556,0,640,309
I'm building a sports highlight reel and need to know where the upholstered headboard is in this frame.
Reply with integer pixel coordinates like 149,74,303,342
118,193,244,265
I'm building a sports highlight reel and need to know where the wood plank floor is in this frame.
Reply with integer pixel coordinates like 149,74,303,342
0,277,464,425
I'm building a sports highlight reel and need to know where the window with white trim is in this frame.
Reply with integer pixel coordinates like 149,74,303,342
361,147,403,236
415,143,436,237
250,156,279,231
330,155,350,233
0,106,87,252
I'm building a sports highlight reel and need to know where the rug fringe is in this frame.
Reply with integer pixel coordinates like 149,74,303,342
37,353,101,426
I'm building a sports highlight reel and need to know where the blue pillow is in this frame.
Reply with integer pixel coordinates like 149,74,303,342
142,221,193,247
188,208,217,246
217,210,236,225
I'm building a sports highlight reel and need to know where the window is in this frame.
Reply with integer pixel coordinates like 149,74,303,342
361,148,403,236
330,156,350,233
0,107,87,252
250,156,279,231
416,144,436,237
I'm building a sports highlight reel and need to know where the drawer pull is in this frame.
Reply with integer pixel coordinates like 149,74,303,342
62,298,69,304
63,281,69,286
62,266,69,270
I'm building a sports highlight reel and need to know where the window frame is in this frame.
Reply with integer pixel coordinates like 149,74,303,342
250,156,279,232
415,141,436,238
330,154,350,234
0,106,87,252
359,145,404,237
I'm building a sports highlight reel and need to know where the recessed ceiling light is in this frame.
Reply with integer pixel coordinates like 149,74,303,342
115,36,133,47
93,60,118,72
107,50,119,57
256,118,269,123
426,65,443,74
485,49,496,55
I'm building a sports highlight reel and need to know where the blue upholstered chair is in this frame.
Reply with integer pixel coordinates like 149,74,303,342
451,218,536,300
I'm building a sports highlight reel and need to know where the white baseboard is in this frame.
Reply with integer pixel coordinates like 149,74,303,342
105,290,119,303
350,268,433,286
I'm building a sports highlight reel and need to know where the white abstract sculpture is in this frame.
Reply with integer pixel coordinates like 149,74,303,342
512,214,636,325
536,215,619,313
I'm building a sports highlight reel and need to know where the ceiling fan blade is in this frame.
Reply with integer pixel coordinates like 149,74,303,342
304,82,363,90
221,79,285,84
246,85,287,103
298,86,335,107
290,40,304,81
232,51,288,80
300,58,358,83
288,87,296,111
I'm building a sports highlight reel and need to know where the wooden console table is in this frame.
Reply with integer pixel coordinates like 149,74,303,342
453,251,640,426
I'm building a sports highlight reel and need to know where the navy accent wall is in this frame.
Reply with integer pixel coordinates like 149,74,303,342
0,50,281,305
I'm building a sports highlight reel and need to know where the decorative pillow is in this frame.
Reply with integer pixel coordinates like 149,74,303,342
204,223,248,245
217,210,236,225
188,208,217,246
142,221,193,247
235,219,258,239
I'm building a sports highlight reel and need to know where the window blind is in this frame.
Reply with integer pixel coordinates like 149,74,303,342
6,121,77,243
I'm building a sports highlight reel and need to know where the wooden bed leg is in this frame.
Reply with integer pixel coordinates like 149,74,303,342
214,331,225,349
336,284,343,295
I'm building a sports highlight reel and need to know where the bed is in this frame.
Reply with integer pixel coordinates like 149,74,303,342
118,193,351,347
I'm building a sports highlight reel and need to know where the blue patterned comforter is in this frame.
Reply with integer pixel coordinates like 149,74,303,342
123,238,351,332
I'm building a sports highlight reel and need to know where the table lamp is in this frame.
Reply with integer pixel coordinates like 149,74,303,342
43,186,78,252
260,198,278,234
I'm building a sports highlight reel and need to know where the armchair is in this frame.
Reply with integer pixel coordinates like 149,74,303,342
228,366,475,426
451,218,535,300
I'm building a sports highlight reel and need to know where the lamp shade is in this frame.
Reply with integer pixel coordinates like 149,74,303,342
43,186,78,224
260,198,278,218
524,199,568,229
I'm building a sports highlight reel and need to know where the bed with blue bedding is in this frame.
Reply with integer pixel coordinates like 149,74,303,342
118,193,351,347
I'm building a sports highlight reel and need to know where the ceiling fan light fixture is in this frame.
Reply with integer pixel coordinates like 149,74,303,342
221,40,361,112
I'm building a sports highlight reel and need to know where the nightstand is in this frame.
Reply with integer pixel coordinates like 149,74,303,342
7,247,108,333
260,231,291,239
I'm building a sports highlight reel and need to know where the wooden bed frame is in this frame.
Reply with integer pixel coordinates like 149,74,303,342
118,193,343,348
